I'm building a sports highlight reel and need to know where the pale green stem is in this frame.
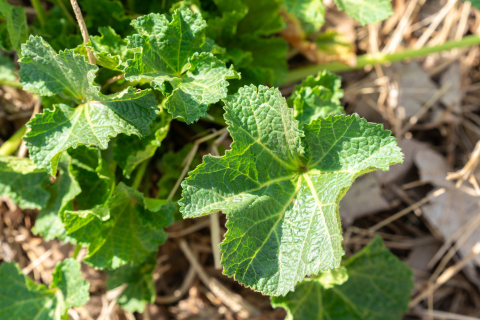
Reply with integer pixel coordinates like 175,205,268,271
31,0,47,26
0,126,27,156
284,35,480,85
132,159,149,190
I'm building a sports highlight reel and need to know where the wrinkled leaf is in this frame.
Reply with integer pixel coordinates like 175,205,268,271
87,26,131,71
64,183,175,269
283,0,325,34
180,85,402,296
0,0,27,52
271,236,413,320
51,258,90,310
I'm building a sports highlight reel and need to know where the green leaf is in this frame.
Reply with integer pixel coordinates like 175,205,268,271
106,254,157,313
0,0,27,53
333,0,393,26
68,146,115,218
236,0,285,36
180,85,403,296
271,236,413,320
114,111,171,178
51,258,90,310
283,0,325,34
125,10,239,124
64,183,174,269
0,259,89,320
24,88,158,176
0,156,49,209
33,153,81,242
19,36,99,101
87,26,131,71
287,70,345,126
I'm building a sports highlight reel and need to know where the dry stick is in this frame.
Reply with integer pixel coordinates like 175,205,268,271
446,140,480,192
383,0,418,54
156,265,197,304
399,82,452,136
409,242,480,308
70,0,95,65
168,219,211,238
209,130,230,270
369,188,446,232
430,211,480,282
22,243,58,275
415,309,480,320
413,0,458,49
178,239,260,317
168,127,228,200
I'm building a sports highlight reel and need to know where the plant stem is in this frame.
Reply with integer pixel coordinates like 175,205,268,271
0,125,27,156
72,245,82,259
284,34,480,85
0,80,22,89
30,0,47,26
69,0,95,64
132,159,149,190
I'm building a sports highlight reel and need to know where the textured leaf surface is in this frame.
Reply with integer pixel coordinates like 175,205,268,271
271,236,413,319
0,259,89,320
107,254,157,313
64,183,174,269
87,27,131,71
114,111,171,178
180,85,402,296
0,156,49,209
68,146,115,218
0,0,27,52
24,88,157,175
287,70,345,126
283,0,325,33
125,10,238,124
33,153,81,242
333,0,393,26
51,259,90,310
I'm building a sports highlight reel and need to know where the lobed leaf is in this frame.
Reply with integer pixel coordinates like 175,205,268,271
125,9,239,123
0,0,27,53
283,0,325,34
64,183,175,269
87,26,131,71
0,259,89,320
271,236,413,319
180,85,403,296
0,156,49,209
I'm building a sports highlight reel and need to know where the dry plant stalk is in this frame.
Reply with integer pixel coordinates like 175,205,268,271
446,140,480,194
70,0,95,64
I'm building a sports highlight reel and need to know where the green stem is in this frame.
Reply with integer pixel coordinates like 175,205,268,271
31,0,47,26
132,160,149,190
0,125,27,156
284,35,480,85
72,245,82,259
0,80,22,89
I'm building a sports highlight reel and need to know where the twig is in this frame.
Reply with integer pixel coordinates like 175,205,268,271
22,243,58,275
178,239,260,317
383,0,418,54
369,188,446,232
168,127,228,200
446,140,480,193
155,265,197,304
409,242,480,307
69,0,95,64
167,219,211,238
414,309,480,320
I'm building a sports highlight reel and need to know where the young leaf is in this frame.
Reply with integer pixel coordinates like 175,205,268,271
19,36,158,175
0,156,50,210
180,85,403,296
0,0,27,53
287,70,345,126
283,0,325,34
0,259,89,319
106,254,157,313
64,183,175,269
125,10,239,124
33,153,81,242
87,26,131,71
114,111,171,178
333,0,393,26
271,236,414,320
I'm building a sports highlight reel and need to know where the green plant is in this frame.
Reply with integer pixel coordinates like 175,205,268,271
1,1,479,319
